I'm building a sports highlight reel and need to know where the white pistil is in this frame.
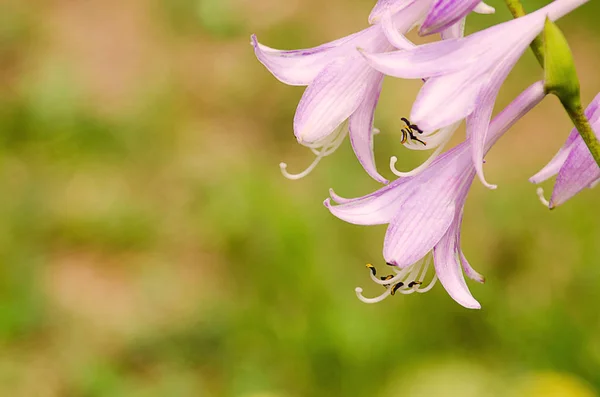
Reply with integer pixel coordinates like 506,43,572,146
355,255,438,304
280,122,348,180
536,187,551,207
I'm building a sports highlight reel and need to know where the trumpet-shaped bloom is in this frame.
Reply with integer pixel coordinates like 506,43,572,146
531,94,600,208
325,82,545,309
362,0,589,188
251,0,494,182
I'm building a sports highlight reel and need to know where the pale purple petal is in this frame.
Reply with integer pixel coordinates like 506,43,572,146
550,138,600,207
529,128,579,184
380,11,416,50
410,68,485,130
383,147,471,267
454,206,485,283
440,17,465,40
294,58,371,144
251,35,342,86
486,80,546,151
530,92,600,184
384,197,456,268
324,179,415,226
360,39,473,79
433,221,481,309
251,26,381,86
420,0,483,35
369,0,418,24
349,74,388,184
467,44,528,189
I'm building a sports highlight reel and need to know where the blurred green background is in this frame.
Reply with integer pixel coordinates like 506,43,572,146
1,0,600,396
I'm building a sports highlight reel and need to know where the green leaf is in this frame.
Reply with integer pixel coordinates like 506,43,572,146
543,18,580,102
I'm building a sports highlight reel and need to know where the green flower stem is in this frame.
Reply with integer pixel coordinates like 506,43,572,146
561,97,600,166
504,0,545,66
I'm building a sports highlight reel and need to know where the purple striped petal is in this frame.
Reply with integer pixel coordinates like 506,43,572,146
440,17,465,40
410,68,485,130
454,207,485,283
433,218,481,309
530,128,580,184
383,146,471,267
251,26,381,86
530,92,600,184
550,138,600,207
251,35,343,86
294,58,372,144
420,0,484,35
349,75,388,184
380,11,417,50
324,179,415,225
369,0,418,24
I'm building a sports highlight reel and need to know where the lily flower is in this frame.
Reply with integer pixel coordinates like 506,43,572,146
251,0,493,182
531,94,600,208
361,0,590,188
325,82,545,309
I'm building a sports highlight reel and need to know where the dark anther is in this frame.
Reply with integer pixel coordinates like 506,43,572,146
390,282,405,296
366,263,376,276
407,281,422,288
400,117,426,146
385,262,395,267
380,274,394,287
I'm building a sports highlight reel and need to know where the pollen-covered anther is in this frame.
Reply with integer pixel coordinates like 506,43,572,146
355,255,438,304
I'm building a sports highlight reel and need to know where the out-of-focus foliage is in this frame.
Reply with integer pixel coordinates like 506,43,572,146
0,0,599,396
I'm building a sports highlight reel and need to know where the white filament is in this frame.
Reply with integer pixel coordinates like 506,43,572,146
280,122,348,180
356,255,438,304
536,187,551,208
390,140,447,177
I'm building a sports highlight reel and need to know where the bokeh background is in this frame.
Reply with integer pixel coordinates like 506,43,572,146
1,0,600,396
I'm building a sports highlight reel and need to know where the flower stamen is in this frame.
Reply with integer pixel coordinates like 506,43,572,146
356,255,438,303
280,122,348,179
400,117,426,146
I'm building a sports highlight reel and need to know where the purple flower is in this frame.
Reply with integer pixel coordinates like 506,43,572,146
531,94,600,208
325,82,545,309
361,0,590,188
251,0,493,182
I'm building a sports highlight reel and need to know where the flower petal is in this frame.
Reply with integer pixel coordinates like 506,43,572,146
369,0,418,24
529,128,579,184
252,35,339,86
454,207,485,283
467,44,528,189
251,27,377,86
410,68,485,130
294,58,372,144
440,17,465,40
382,149,470,267
324,178,414,225
380,11,416,50
550,137,600,207
433,221,481,309
530,92,600,184
349,75,389,184
384,196,456,268
420,0,483,35
360,39,472,79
